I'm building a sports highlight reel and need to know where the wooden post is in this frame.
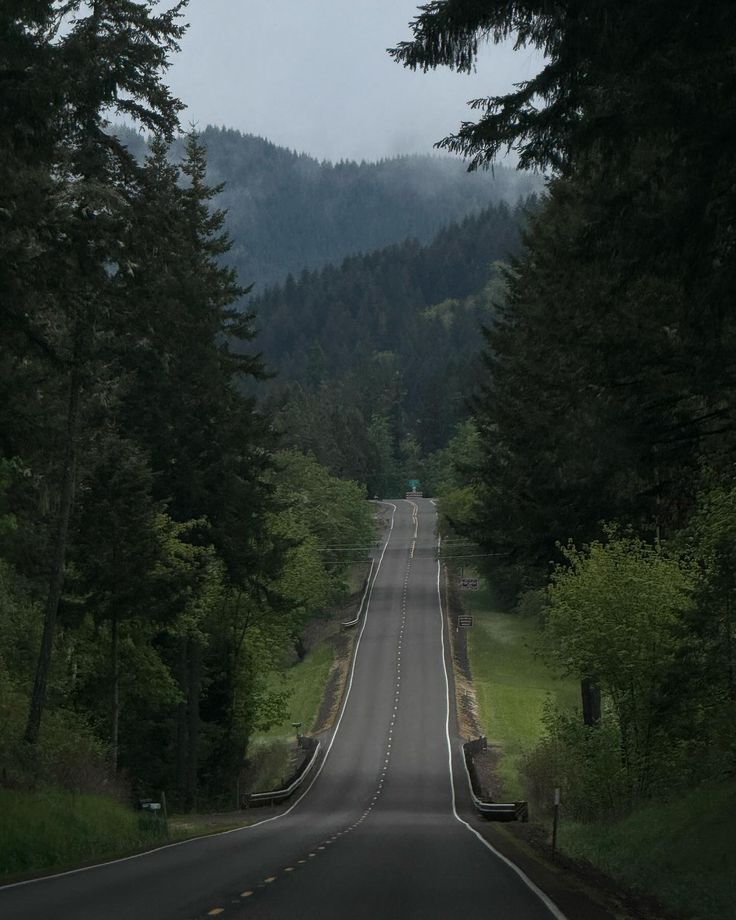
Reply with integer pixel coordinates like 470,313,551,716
161,790,169,838
552,787,560,854
581,678,601,725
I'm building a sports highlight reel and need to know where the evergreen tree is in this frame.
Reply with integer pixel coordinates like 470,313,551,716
11,0,187,745
393,1,736,584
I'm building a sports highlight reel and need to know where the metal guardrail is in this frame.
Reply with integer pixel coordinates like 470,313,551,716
342,558,375,628
461,738,529,822
246,738,322,807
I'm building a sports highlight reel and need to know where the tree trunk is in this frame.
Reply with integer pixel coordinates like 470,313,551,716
111,611,119,770
24,357,82,745
175,635,188,802
725,592,735,701
185,639,201,811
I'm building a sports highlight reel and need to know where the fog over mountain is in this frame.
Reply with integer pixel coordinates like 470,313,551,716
117,124,542,290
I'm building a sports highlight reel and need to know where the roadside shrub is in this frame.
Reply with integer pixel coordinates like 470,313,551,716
521,704,627,820
545,533,696,799
0,681,118,796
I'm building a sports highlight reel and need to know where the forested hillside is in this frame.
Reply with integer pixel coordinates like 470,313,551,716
251,201,531,493
116,124,540,288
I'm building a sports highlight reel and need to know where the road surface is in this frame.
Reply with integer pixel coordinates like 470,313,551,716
1,499,564,920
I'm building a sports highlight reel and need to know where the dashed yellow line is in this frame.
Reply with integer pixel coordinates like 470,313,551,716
241,890,254,898
264,876,277,883
208,909,225,916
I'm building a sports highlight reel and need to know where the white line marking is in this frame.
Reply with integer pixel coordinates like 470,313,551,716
1,503,401,893
435,537,567,920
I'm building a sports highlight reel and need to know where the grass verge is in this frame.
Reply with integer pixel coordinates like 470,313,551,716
256,642,335,743
462,577,735,920
0,788,167,880
464,581,577,798
245,641,335,792
560,782,736,920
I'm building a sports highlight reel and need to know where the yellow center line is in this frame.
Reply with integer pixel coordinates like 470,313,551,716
264,876,277,883
207,909,225,917
240,891,254,898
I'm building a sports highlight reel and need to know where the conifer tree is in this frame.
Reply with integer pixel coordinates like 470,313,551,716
393,1,736,582
17,0,187,745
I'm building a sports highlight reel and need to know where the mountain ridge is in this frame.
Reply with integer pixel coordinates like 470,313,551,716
116,124,542,290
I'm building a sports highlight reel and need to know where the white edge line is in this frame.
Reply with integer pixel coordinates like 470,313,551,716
435,535,568,920
342,557,375,627
1,502,399,893
248,740,322,801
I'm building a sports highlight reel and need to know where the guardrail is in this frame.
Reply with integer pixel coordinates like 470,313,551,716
342,558,375,628
462,738,528,822
245,737,321,807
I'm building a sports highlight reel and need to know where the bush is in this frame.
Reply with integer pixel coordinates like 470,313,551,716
520,705,628,820
0,680,120,796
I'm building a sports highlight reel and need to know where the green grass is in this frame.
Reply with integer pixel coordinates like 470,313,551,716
256,642,335,742
246,641,335,791
560,782,736,920
465,582,578,798
464,581,735,920
0,788,168,880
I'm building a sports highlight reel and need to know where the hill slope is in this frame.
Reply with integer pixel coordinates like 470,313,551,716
247,200,534,490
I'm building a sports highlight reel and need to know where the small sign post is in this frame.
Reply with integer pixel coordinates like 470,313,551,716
552,787,561,854
457,614,473,629
458,577,479,591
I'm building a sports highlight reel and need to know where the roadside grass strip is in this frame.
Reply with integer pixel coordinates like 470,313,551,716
244,642,335,790
465,584,577,798
0,789,168,880
255,642,335,743
560,781,736,920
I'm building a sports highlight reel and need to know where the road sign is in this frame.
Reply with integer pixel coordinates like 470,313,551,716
457,615,473,629
140,801,161,812
408,479,420,490
458,577,479,591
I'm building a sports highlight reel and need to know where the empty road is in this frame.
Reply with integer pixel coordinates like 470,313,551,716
2,499,564,920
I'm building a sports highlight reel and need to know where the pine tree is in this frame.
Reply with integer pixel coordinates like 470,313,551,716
393,2,736,584
16,0,187,745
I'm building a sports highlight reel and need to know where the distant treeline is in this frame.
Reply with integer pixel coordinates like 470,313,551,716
249,200,532,494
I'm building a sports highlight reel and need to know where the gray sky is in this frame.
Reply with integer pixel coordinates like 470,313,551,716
165,1,542,163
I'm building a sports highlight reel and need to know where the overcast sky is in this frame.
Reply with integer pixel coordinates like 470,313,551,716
164,1,543,163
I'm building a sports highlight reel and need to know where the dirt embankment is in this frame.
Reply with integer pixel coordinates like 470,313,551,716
443,567,507,800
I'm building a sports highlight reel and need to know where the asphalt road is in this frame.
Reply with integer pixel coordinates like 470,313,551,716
1,499,565,920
